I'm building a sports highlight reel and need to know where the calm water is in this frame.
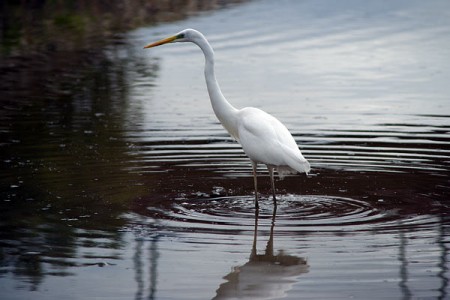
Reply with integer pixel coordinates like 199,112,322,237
1,0,449,299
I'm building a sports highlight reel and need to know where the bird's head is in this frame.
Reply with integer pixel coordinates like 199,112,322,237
143,28,201,49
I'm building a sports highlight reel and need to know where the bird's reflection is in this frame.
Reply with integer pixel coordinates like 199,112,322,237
213,207,309,300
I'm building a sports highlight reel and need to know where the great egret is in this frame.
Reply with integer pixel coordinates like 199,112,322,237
144,29,310,209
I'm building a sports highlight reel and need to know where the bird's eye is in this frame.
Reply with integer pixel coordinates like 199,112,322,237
177,33,185,39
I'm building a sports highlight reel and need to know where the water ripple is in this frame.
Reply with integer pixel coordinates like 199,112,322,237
139,195,441,236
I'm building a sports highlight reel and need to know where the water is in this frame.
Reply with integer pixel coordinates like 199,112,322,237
1,0,449,299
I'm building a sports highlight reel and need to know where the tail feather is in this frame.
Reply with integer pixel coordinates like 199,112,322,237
277,143,310,178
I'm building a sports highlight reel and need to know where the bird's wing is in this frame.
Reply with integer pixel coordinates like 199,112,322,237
237,107,309,173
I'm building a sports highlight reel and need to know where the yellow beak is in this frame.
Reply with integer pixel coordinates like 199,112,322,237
143,35,177,49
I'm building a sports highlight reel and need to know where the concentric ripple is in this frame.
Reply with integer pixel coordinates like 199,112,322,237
140,195,439,235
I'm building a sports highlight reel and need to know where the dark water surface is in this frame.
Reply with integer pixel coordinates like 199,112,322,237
1,0,449,299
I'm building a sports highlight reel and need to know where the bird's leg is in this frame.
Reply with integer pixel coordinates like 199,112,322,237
252,161,259,209
268,166,277,207
251,208,259,260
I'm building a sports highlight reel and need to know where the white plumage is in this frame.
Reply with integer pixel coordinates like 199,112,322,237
144,29,310,208
237,107,310,177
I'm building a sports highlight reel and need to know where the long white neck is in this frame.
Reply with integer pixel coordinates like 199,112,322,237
191,34,239,140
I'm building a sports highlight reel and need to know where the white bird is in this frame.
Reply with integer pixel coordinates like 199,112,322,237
144,29,310,209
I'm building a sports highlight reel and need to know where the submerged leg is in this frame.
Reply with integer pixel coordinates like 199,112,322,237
252,161,259,209
268,166,277,207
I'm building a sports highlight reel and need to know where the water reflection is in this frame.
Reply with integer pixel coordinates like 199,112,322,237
0,37,146,291
1,0,450,299
134,233,161,300
398,228,412,300
132,194,449,299
436,217,449,300
0,0,246,56
214,207,308,299
396,218,449,300
0,221,124,291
